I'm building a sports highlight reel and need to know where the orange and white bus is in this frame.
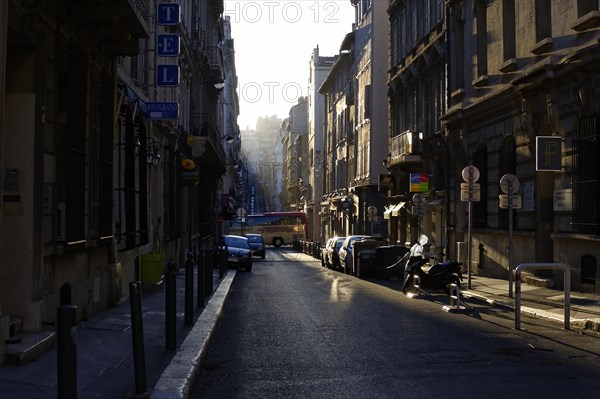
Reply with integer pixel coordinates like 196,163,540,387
228,212,308,247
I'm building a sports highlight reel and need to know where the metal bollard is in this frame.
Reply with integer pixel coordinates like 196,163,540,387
57,305,78,399
197,249,205,308
515,263,570,330
129,281,148,396
219,248,226,278
413,274,421,291
220,248,227,278
406,274,421,299
185,251,194,325
205,249,213,297
442,283,467,313
450,283,460,307
165,259,177,350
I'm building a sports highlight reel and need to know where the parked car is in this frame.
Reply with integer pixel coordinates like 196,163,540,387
245,233,266,259
338,235,369,275
322,236,345,270
221,235,253,272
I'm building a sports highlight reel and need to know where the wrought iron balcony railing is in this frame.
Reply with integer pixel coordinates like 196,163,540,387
390,130,422,165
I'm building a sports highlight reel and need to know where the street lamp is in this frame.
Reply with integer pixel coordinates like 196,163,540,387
134,133,141,156
213,77,225,90
146,138,162,168
220,134,234,144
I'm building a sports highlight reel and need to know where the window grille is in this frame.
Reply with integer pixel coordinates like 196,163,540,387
572,116,600,235
56,52,87,246
581,255,597,287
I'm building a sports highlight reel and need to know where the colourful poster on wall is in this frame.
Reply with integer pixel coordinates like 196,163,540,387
410,173,429,192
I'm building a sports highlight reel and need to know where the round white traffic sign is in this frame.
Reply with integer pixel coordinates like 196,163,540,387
412,193,424,204
500,174,520,194
236,208,247,218
462,166,480,183
367,205,377,217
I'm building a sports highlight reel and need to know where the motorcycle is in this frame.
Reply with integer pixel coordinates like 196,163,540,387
401,235,463,296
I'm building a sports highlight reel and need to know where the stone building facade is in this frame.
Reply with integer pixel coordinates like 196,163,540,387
442,0,600,292
0,0,236,362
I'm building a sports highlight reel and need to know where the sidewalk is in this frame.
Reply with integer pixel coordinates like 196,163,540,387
461,274,600,333
1,257,598,399
0,266,236,399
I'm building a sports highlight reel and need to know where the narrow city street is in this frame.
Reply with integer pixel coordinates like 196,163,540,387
191,247,600,399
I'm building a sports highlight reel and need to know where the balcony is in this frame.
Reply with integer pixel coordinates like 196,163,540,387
63,0,150,55
389,130,422,166
188,113,227,175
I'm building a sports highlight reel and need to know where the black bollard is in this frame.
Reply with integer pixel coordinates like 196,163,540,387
197,249,205,308
220,247,227,278
185,251,194,325
206,248,214,295
129,281,148,395
134,255,140,283
205,249,213,297
57,305,77,399
165,258,177,350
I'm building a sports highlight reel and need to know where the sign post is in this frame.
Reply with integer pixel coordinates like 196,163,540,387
500,173,520,298
237,208,247,235
412,193,426,237
367,205,377,235
461,166,480,289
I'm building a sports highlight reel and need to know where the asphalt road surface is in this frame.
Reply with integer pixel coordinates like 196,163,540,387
191,247,600,399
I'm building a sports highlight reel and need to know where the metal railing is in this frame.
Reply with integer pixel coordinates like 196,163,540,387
515,263,571,330
390,130,422,162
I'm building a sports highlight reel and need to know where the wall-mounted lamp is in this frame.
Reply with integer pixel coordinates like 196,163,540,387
213,77,225,90
147,139,162,168
221,134,234,144
180,155,197,170
134,134,141,156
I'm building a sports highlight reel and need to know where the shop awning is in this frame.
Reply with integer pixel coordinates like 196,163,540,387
384,202,406,219
392,202,406,216
427,198,443,209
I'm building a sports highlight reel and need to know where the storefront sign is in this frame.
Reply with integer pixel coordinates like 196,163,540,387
156,65,180,86
145,102,179,119
410,173,429,192
157,3,181,25
157,34,180,56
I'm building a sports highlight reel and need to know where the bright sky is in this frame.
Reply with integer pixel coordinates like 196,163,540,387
223,0,356,130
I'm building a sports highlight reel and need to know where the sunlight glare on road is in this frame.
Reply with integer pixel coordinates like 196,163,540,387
328,275,354,302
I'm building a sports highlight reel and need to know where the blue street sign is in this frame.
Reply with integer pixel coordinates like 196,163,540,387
145,102,179,120
157,34,180,57
157,3,181,25
156,65,180,86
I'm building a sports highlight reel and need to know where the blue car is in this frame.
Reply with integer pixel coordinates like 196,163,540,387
221,235,253,272
245,233,266,259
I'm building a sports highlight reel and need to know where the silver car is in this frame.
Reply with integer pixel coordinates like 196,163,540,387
322,237,345,270
338,235,369,275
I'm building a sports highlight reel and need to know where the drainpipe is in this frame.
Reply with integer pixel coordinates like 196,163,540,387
0,0,7,302
444,2,452,260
